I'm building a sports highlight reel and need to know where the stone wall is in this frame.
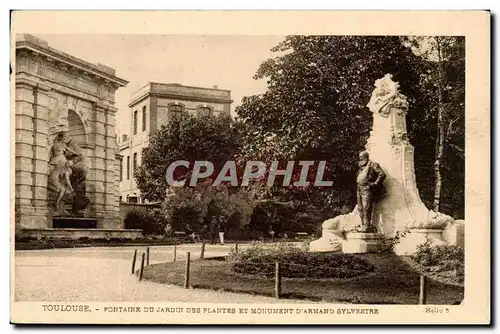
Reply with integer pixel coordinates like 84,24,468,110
15,78,51,232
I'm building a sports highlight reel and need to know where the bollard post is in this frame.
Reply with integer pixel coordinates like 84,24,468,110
146,247,150,266
200,242,206,260
173,245,177,262
419,275,428,305
275,261,281,299
235,243,239,254
131,249,138,274
184,252,191,289
139,253,145,281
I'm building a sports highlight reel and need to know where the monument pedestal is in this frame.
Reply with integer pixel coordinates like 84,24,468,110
394,229,446,255
309,74,458,255
342,233,384,254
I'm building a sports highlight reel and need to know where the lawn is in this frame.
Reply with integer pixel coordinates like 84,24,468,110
139,253,464,305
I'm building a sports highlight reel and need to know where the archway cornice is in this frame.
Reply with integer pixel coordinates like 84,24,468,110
16,41,128,88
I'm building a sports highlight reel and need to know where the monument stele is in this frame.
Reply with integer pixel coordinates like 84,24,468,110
309,74,464,255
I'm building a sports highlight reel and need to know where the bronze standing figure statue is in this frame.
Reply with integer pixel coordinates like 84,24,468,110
356,151,386,232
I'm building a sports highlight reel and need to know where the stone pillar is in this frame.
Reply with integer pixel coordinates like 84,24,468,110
102,104,122,229
86,103,103,225
15,78,51,235
115,152,123,204
95,104,107,226
88,102,120,229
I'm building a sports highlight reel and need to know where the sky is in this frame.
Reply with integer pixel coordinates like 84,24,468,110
37,34,286,137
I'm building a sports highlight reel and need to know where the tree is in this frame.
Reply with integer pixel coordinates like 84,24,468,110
405,36,465,213
135,114,244,202
236,36,428,209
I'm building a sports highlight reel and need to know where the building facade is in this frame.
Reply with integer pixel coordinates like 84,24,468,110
15,34,141,239
119,82,233,203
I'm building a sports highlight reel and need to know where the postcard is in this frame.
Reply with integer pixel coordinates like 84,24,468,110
10,10,490,325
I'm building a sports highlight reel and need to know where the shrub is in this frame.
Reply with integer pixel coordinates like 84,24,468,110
411,240,464,283
378,230,410,253
224,228,265,242
162,189,205,234
247,201,329,236
124,208,166,235
228,243,374,279
162,184,258,235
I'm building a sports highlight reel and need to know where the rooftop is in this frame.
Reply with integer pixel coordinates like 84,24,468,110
129,82,232,107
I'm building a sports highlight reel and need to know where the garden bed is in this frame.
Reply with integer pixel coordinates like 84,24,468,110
406,241,464,287
139,253,464,304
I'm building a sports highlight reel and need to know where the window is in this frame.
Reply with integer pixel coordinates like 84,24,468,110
168,104,183,121
127,196,138,203
133,110,138,135
120,157,123,181
197,106,212,117
126,156,130,179
133,153,137,173
142,106,147,131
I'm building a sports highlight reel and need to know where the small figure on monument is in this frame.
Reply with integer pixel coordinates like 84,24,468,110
356,151,386,232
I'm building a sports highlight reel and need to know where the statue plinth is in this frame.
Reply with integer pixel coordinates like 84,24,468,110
393,229,447,255
342,232,384,254
310,74,459,255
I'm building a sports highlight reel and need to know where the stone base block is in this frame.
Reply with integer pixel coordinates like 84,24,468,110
15,212,50,231
53,217,98,229
100,216,124,229
342,233,384,254
394,229,446,255
19,228,143,240
442,220,465,248
309,230,343,252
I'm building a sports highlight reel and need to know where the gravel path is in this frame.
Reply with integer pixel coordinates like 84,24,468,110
14,244,314,304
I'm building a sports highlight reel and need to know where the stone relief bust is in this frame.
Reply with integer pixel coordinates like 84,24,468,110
367,73,409,116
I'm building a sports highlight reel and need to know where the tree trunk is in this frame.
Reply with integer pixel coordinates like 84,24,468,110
433,39,445,212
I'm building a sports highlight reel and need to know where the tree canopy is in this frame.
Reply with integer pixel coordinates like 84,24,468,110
236,35,464,218
237,36,426,207
134,35,465,221
135,114,244,202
